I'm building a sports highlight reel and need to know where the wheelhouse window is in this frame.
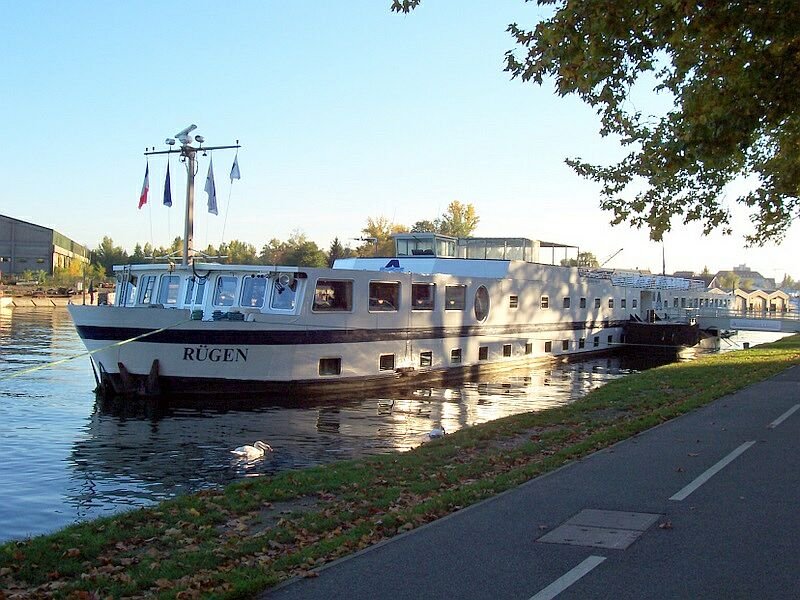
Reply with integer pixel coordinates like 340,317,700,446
450,348,462,363
544,341,552,352
474,286,490,322
240,276,267,308
213,276,238,307
579,338,585,349
632,299,638,308
608,298,615,309
594,298,601,309
445,285,466,310
563,297,571,309
137,275,157,304
503,344,512,357
369,281,400,312
593,336,600,347
541,295,549,309
412,283,435,310
271,273,298,310
580,297,587,308
562,340,569,351
621,299,627,309
313,280,353,312
184,277,207,305
158,275,180,305
525,342,533,355
479,346,488,360
509,295,519,309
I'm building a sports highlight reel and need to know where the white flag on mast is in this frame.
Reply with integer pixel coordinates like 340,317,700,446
205,157,218,215
230,155,241,182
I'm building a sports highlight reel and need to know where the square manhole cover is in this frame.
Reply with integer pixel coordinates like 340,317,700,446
537,509,662,550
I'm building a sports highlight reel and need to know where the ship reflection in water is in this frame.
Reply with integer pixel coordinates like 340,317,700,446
4,308,780,542
66,351,666,522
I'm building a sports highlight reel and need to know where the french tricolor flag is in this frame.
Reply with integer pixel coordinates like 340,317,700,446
138,164,150,209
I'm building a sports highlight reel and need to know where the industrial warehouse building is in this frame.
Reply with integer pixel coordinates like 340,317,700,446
0,214,90,277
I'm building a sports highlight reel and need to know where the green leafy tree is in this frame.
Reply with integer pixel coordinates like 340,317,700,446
560,251,599,268
359,216,408,257
96,236,129,276
131,244,145,263
259,238,289,264
219,240,258,265
395,1,800,245
438,201,479,238
411,219,439,233
718,272,741,291
327,237,355,267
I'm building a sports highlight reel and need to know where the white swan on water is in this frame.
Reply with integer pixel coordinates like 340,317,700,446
428,426,446,439
231,441,273,459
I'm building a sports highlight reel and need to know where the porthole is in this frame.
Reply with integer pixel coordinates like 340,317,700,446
474,285,490,322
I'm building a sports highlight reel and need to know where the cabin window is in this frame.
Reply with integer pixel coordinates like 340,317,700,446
541,295,549,309
525,342,533,355
621,299,627,309
608,298,615,309
580,297,587,308
271,274,298,310
608,335,613,344
632,299,638,308
594,298,601,309
445,285,466,310
420,351,433,367
450,348,462,363
503,344,512,357
240,276,267,308
579,338,585,349
370,281,400,312
674,297,679,308
563,297,571,309
479,346,488,360
562,340,569,351
313,280,353,312
680,297,686,308
412,283,435,310
319,357,341,376
137,275,157,304
185,277,206,305
593,336,600,347
544,341,552,352
509,295,519,309
474,286,490,322
158,275,180,305
379,354,395,371
213,276,238,306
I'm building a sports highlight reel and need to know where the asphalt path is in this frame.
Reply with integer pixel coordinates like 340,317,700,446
263,365,800,600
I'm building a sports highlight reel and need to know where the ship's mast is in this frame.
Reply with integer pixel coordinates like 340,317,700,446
144,125,240,267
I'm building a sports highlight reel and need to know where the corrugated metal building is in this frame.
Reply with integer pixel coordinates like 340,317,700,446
0,214,90,276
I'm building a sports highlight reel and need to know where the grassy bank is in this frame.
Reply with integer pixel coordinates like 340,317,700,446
3,335,799,599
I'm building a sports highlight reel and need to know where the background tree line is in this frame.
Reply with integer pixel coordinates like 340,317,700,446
93,201,480,276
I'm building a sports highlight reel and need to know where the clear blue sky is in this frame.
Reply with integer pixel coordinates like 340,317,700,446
1,1,797,280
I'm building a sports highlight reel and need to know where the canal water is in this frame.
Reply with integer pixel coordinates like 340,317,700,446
0,307,784,543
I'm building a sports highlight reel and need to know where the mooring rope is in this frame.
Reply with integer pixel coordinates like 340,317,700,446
0,317,193,382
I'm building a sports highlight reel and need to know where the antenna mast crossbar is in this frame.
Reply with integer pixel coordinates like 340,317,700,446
144,126,240,267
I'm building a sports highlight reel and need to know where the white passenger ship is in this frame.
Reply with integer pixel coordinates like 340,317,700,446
68,232,729,398
68,129,730,398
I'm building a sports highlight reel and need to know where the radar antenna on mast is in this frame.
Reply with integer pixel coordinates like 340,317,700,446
144,126,240,267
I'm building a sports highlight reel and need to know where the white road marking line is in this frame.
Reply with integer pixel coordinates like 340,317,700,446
768,404,800,429
670,441,756,501
528,555,607,600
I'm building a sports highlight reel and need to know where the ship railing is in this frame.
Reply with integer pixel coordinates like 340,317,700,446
581,269,706,290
